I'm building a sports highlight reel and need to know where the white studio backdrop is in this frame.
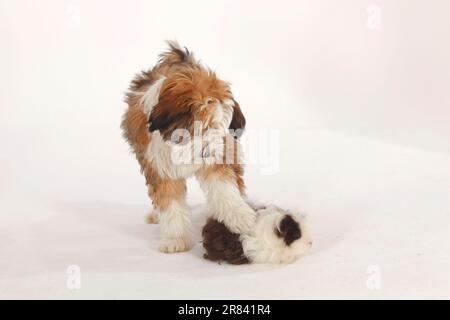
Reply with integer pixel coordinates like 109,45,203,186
1,0,449,205
1,0,450,299
1,0,450,152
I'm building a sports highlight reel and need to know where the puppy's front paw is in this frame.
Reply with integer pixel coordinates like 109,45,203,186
159,237,191,253
226,209,256,235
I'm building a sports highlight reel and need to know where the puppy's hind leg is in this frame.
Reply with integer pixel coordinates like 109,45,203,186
146,171,192,253
145,209,160,224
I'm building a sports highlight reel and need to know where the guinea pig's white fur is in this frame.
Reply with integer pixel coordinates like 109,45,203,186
240,206,312,264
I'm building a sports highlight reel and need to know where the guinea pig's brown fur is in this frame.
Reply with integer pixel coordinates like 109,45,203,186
202,218,249,265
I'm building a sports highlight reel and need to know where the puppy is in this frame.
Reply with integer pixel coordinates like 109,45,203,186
121,41,256,253
202,205,312,264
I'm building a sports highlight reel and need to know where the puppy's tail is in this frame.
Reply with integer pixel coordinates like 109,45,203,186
158,40,194,66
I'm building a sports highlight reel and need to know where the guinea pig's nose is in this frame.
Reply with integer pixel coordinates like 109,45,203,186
308,240,313,247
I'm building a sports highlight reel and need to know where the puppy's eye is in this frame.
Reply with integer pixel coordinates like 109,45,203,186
205,97,215,105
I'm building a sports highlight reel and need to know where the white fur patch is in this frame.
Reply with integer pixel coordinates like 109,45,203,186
145,131,202,179
199,99,237,165
211,99,234,131
197,175,256,234
241,207,312,264
158,199,192,253
140,76,166,115
145,127,242,179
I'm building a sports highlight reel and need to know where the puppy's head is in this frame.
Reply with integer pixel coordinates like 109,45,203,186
142,43,246,140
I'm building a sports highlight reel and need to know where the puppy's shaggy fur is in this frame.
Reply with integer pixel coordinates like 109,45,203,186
203,206,312,264
122,41,256,253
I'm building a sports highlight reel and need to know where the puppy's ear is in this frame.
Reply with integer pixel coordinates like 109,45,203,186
148,105,191,139
229,99,246,138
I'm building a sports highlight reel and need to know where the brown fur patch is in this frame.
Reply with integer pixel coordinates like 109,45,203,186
202,218,249,265
143,165,186,211
121,107,150,153
149,67,234,140
276,215,301,246
196,163,246,196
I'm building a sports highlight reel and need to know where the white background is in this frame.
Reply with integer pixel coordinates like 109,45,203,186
1,0,449,299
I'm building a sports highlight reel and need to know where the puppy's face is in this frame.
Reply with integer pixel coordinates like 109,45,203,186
148,68,246,139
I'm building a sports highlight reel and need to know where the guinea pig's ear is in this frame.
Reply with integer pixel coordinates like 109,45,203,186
229,99,246,138
276,215,302,246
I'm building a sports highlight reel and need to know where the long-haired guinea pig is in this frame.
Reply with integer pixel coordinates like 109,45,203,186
202,205,312,264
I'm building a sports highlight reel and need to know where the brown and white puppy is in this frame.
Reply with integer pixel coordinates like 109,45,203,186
202,205,312,264
121,41,256,253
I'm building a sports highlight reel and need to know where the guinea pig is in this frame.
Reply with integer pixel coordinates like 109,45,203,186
202,205,312,264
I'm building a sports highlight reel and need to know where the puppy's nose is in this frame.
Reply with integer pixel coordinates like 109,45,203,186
308,240,313,247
